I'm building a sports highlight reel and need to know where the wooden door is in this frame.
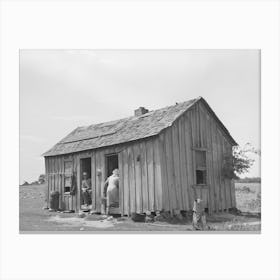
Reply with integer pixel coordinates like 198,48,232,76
62,160,74,211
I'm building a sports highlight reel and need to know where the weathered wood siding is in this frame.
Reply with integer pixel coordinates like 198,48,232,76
45,154,78,211
44,137,163,214
159,101,235,213
44,101,235,214
118,138,163,215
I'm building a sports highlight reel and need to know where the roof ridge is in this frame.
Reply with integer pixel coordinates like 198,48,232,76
75,97,200,130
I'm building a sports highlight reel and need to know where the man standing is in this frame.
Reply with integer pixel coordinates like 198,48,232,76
81,172,92,207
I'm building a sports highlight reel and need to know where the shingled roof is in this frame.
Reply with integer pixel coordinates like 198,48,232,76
43,97,237,157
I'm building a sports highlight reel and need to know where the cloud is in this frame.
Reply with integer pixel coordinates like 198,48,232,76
50,115,94,122
20,50,260,181
20,135,46,143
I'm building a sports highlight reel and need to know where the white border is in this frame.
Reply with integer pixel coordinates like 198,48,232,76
1,1,279,280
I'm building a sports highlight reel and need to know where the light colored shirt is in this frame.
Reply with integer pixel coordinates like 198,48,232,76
193,200,204,213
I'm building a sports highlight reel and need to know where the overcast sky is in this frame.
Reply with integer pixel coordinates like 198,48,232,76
20,49,260,183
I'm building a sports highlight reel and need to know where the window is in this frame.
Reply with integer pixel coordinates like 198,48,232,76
64,176,71,193
195,150,207,185
64,161,72,174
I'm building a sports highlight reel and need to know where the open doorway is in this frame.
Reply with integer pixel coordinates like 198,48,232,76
81,158,91,177
105,153,120,214
106,153,119,178
80,157,92,208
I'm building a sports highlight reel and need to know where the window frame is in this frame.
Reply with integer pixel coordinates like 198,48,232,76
193,148,208,186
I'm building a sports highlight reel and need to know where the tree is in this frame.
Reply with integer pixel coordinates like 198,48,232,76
222,143,260,180
38,174,46,184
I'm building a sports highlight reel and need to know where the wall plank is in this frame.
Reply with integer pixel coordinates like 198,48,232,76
77,155,81,211
118,149,124,215
217,129,226,210
171,123,183,211
154,138,163,211
45,158,50,207
184,114,194,209
158,133,170,211
95,152,101,212
164,129,176,212
199,102,207,148
206,115,215,213
91,152,96,211
225,141,234,209
72,155,76,211
190,109,198,202
195,104,200,148
133,144,142,213
211,120,221,211
140,142,149,213
222,139,229,209
100,150,106,212
49,158,52,192
146,140,155,211
122,148,130,215
53,157,56,191
57,157,62,209
198,103,203,147
178,118,188,210
128,146,136,213
52,158,55,192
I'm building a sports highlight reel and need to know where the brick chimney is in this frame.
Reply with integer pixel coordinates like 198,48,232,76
134,107,149,117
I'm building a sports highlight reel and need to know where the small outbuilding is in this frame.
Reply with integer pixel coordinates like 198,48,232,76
43,97,237,215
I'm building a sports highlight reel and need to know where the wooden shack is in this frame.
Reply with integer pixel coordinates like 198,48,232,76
43,97,237,215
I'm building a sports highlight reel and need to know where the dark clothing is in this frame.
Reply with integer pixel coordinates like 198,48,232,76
81,178,92,205
82,190,92,205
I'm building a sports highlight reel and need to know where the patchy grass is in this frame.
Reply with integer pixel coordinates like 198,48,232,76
235,182,261,213
19,183,261,232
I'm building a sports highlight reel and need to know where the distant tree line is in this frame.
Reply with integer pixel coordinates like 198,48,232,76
235,177,261,183
21,174,46,186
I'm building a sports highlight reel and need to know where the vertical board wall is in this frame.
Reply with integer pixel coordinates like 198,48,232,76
159,101,236,213
44,100,235,214
45,137,163,214
119,138,163,215
45,154,78,211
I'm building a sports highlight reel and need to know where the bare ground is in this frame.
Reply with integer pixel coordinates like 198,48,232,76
19,183,261,232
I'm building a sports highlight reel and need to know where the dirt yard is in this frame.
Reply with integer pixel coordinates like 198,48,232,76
19,183,261,232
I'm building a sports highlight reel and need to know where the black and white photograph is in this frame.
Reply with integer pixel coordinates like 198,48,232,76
20,49,261,233
1,1,280,279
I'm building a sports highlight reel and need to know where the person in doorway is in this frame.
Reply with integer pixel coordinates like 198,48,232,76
103,169,119,215
192,198,207,230
81,172,92,207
